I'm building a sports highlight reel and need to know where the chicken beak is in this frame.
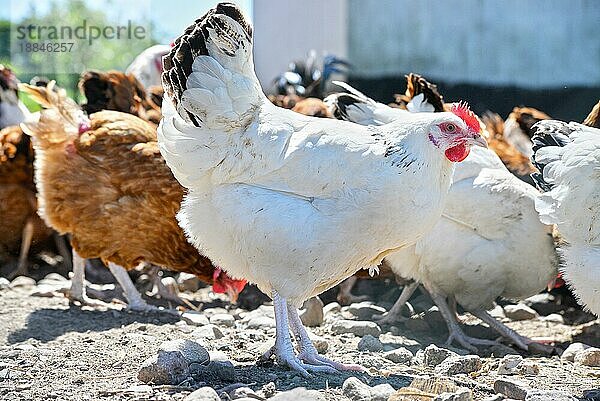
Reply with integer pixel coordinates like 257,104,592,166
469,135,488,148
547,276,557,292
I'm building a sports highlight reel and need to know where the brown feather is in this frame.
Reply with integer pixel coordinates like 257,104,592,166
583,100,600,128
0,125,52,255
481,112,536,184
23,85,217,283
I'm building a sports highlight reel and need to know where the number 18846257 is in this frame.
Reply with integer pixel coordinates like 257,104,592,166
19,42,74,52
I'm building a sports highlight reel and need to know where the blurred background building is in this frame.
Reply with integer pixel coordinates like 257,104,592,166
253,0,600,120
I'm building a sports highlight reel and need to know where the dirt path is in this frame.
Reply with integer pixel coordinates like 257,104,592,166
1,278,599,401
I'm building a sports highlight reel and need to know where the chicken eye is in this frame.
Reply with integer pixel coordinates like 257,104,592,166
446,123,456,133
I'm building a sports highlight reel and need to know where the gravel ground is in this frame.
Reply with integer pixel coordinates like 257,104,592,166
0,273,599,401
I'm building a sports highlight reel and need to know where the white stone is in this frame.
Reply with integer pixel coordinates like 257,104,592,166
209,313,235,327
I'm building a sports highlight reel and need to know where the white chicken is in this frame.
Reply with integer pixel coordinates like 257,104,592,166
325,84,558,351
531,120,600,316
157,3,486,375
125,44,171,89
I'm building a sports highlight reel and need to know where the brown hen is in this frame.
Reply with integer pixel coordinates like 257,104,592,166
79,70,162,126
481,112,536,185
0,126,53,277
583,100,600,128
20,83,246,310
503,106,551,157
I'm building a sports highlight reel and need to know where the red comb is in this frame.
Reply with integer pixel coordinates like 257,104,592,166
451,102,481,133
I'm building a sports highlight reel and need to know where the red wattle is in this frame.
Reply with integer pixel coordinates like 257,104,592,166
445,142,470,162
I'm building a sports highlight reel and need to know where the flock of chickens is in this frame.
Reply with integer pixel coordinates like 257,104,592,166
1,2,599,377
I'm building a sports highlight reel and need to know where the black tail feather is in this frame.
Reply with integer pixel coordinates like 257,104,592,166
162,2,252,126
328,93,366,122
530,120,574,192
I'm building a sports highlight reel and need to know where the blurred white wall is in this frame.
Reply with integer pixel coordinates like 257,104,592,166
252,0,348,89
252,0,599,89
348,0,600,88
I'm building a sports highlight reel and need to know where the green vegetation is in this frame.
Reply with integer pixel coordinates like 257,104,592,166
2,0,158,101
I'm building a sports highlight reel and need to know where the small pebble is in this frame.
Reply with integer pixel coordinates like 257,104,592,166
358,334,384,352
192,324,224,340
184,387,220,401
383,347,413,364
308,332,329,354
159,339,209,365
270,387,322,401
342,377,372,401
434,388,473,401
181,312,210,326
347,301,387,320
574,347,600,367
229,386,259,400
494,378,529,400
370,383,396,401
497,355,523,375
540,313,564,324
9,276,36,288
323,302,341,315
177,272,201,292
423,344,458,367
561,342,590,362
160,277,179,295
261,382,277,398
330,319,382,337
299,297,324,327
210,313,235,327
0,277,10,290
138,350,190,385
246,316,276,329
435,355,482,375
503,304,538,321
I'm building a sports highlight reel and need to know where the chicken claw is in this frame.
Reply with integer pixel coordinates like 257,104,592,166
288,304,364,372
68,251,113,308
265,292,364,377
337,277,370,305
427,285,498,352
374,281,419,325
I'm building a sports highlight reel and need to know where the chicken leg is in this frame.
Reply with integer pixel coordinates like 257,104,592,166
424,284,498,352
53,233,72,270
107,262,158,312
374,281,419,325
68,250,111,308
262,291,363,377
337,277,369,305
470,309,531,350
8,218,34,279
287,302,364,373
146,264,185,305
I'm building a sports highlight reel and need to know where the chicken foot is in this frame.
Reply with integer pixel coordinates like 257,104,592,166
287,303,364,373
374,281,419,325
107,262,159,312
146,264,185,305
425,284,499,352
261,291,362,377
337,277,369,305
68,250,112,308
53,233,72,270
469,309,531,351
8,218,34,279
